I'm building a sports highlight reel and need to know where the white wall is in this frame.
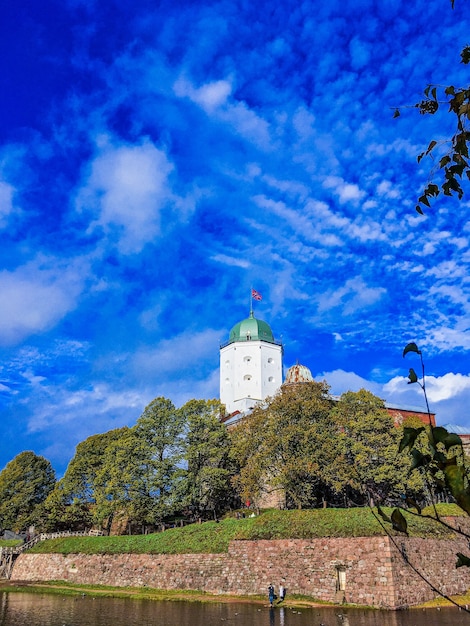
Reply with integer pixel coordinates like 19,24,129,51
220,340,282,414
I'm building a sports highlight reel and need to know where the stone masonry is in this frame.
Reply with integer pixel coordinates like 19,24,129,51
11,535,470,609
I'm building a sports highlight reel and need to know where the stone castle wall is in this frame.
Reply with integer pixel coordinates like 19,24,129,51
11,535,470,609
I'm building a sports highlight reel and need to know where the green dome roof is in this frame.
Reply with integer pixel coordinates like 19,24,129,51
228,312,275,343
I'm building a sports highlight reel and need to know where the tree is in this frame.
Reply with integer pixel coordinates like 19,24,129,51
42,427,129,531
59,428,129,502
179,398,236,519
100,397,186,527
330,389,425,507
0,451,56,531
231,381,335,509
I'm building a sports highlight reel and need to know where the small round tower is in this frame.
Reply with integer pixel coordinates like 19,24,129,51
283,362,314,385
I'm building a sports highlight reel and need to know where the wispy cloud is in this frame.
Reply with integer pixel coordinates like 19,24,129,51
0,257,87,345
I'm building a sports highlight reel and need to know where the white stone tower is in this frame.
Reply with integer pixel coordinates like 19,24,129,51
220,310,283,416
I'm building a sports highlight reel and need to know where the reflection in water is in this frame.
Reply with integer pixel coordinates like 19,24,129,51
269,606,275,626
0,591,468,626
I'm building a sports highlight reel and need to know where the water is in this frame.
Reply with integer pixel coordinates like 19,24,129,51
0,592,468,626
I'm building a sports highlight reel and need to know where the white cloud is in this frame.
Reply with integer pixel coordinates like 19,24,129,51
174,77,271,148
383,372,470,428
76,139,176,254
323,176,366,205
425,372,470,403
220,101,271,148
173,78,232,112
0,180,15,228
316,369,385,398
0,257,86,346
317,277,386,316
376,180,400,200
426,327,470,351
211,253,250,268
26,382,145,444
131,328,222,378
321,370,470,429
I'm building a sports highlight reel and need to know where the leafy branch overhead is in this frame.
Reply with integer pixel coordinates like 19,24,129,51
387,344,470,558
394,46,470,214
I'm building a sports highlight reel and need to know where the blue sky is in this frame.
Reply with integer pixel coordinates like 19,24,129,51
1,0,470,476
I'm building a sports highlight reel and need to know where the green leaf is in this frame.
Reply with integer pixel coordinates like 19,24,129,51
377,504,391,523
427,183,440,197
403,343,420,357
432,450,447,467
391,508,408,534
405,497,422,514
444,433,463,450
418,194,430,208
461,46,470,65
426,140,437,155
407,368,418,384
456,553,470,568
432,427,462,450
439,155,451,168
393,108,400,118
399,427,424,453
415,205,424,215
410,448,430,471
432,426,450,444
444,463,470,516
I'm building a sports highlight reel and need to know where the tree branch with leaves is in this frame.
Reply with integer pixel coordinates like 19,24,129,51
394,46,470,214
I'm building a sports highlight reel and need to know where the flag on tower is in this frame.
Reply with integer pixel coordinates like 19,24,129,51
251,289,262,301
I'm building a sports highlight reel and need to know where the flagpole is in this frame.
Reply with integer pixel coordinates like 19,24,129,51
250,285,253,316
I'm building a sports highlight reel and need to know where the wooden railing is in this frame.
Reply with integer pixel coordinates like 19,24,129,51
0,529,104,579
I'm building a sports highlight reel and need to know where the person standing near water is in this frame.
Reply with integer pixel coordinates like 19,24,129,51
278,583,286,603
268,584,275,607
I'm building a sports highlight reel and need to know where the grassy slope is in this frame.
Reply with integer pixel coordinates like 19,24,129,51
0,540,22,548
28,507,463,555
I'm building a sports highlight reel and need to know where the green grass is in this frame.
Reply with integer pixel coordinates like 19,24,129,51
28,507,463,556
0,540,22,548
421,502,466,517
30,518,256,555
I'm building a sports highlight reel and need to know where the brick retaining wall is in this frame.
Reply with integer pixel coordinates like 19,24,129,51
11,536,470,609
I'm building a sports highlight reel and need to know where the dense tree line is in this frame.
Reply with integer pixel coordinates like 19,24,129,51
231,384,425,510
0,387,430,534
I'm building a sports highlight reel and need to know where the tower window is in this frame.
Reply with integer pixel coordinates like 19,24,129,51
244,374,252,381
268,376,274,382
267,357,273,363
244,356,252,363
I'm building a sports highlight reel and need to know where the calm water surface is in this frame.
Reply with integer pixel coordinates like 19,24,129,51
0,592,468,626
